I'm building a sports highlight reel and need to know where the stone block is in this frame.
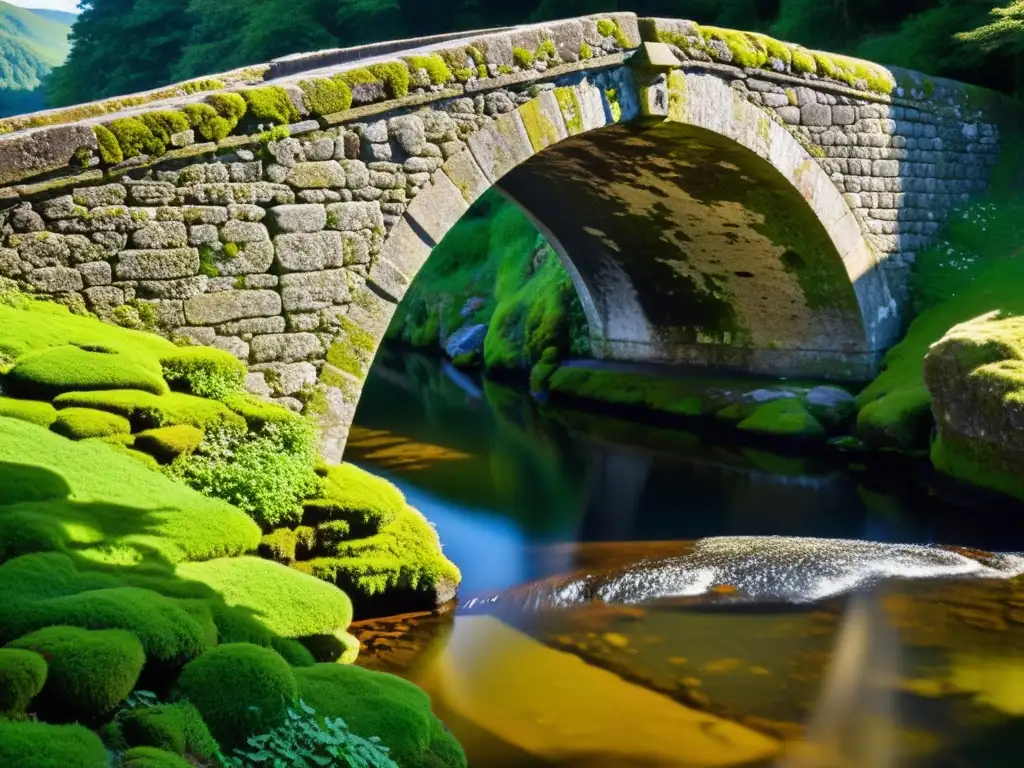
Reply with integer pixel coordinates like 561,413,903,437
84,285,124,313
128,183,176,206
0,125,97,186
776,106,800,125
136,276,209,300
800,103,832,127
518,90,569,153
217,316,287,336
227,204,266,222
221,220,269,243
442,148,490,205
91,231,126,255
275,231,345,272
0,248,23,277
215,241,275,276
38,196,85,220
189,224,220,245
286,312,322,332
179,163,230,184
9,206,44,233
175,326,217,345
132,221,188,249
467,110,533,182
286,161,346,189
27,266,83,292
242,274,279,289
238,183,295,206
325,202,384,232
405,170,468,245
77,261,112,287
11,232,71,267
389,115,427,155
229,162,263,183
184,289,282,325
246,372,273,397
72,184,126,208
268,204,327,233
280,269,351,311
253,361,318,396
116,248,199,280
183,206,229,225
211,335,250,360
341,160,369,189
250,333,322,363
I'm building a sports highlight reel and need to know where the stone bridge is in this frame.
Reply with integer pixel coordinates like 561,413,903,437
0,13,1015,459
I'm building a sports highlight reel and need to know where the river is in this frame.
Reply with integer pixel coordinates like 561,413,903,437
345,346,1024,767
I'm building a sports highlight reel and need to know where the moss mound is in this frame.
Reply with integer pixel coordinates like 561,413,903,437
303,463,405,533
177,556,353,640
736,399,826,440
0,396,56,427
296,663,467,768
7,625,145,722
160,347,246,400
121,746,194,768
5,345,170,399
177,643,298,748
54,389,246,433
0,720,108,768
118,702,218,760
0,647,47,714
133,425,204,463
52,407,133,440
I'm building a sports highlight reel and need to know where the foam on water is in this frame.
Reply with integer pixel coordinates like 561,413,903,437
460,536,1024,614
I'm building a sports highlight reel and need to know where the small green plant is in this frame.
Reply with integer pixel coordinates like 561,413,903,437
220,700,399,768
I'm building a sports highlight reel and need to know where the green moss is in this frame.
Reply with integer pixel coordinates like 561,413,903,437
7,626,145,722
296,663,467,768
182,104,233,142
547,367,706,418
106,117,166,159
529,347,561,392
856,386,932,451
579,42,594,60
51,407,132,440
605,88,622,122
138,111,190,147
197,245,221,277
0,396,56,427
701,26,769,68
596,18,630,48
0,648,47,714
736,398,826,440
513,47,535,69
121,746,193,768
931,431,1024,502
240,87,299,126
93,124,123,165
258,526,315,564
299,77,353,116
404,54,453,86
519,98,561,151
176,556,353,640
177,643,298,749
454,67,474,83
133,425,204,462
325,316,376,380
161,346,245,400
221,392,298,432
536,39,557,62
0,720,108,768
54,390,243,436
369,62,411,99
4,345,170,399
118,701,217,760
498,64,513,75
302,463,405,534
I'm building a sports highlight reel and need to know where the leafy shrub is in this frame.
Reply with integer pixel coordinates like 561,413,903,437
176,643,298,749
220,699,398,768
167,419,322,529
7,625,145,722
0,648,47,714
161,347,245,400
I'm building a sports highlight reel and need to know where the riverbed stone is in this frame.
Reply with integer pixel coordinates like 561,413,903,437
446,323,487,359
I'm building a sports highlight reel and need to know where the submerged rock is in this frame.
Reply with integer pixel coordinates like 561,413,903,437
445,323,487,359
925,311,1024,501
804,385,856,429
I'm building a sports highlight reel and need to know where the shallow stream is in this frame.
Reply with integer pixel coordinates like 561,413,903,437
346,347,1024,767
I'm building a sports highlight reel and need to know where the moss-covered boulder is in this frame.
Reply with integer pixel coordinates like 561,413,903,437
736,398,826,440
924,312,1024,501
0,647,47,715
176,643,298,749
0,720,109,768
117,702,218,760
6,626,145,722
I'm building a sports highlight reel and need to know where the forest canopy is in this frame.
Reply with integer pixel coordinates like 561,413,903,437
39,0,1024,109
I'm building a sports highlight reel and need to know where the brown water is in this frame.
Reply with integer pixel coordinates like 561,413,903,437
347,348,1024,767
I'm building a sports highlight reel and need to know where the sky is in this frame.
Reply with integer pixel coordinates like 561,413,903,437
7,0,80,12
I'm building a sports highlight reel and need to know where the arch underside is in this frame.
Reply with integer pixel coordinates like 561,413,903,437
497,119,880,381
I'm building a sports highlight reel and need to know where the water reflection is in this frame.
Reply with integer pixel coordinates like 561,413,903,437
348,347,1024,766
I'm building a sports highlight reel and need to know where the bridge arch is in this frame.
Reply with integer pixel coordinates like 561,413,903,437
360,67,898,392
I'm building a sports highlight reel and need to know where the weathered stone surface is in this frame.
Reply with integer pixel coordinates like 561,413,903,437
280,269,351,311
136,276,208,300
189,224,220,245
286,161,345,189
246,372,273,397
250,332,322,363
274,231,345,272
0,125,97,185
128,183,176,206
389,115,427,155
184,289,281,325
132,221,188,249
27,266,82,292
175,326,217,345
253,361,318,396
227,204,266,222
268,204,327,233
325,202,384,231
212,335,250,360
217,316,287,336
116,248,199,280
0,248,22,277
38,196,84,220
10,232,70,267
216,241,275,276
9,206,44,232
72,184,126,208
221,220,269,243
183,206,228,225
77,261,112,287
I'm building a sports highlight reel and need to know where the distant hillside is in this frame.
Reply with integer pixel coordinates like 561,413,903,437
25,8,77,27
0,0,73,116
